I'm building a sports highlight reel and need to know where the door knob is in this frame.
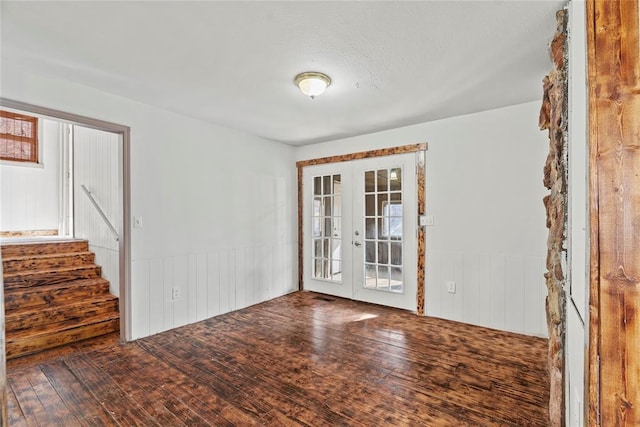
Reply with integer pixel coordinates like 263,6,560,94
354,241,362,247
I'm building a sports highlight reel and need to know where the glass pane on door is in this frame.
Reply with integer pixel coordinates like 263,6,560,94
312,174,342,282
363,167,404,293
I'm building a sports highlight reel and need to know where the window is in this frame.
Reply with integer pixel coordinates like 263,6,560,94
311,174,342,282
0,110,39,163
382,201,403,238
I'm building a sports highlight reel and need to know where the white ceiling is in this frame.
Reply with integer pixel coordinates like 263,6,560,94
0,1,565,146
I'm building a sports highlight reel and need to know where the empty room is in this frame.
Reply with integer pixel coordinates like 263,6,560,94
1,1,639,426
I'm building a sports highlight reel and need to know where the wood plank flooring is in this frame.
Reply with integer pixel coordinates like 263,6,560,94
6,291,550,426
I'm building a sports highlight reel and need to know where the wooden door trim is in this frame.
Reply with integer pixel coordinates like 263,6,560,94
296,143,428,314
586,1,640,425
586,1,600,422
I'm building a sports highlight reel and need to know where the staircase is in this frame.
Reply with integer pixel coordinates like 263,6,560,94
2,239,119,359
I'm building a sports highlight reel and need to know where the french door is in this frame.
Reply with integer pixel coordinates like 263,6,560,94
303,153,417,310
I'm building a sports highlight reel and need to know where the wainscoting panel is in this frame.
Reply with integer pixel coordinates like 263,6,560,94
477,254,493,330
462,254,481,326
131,242,296,340
218,250,231,315
489,254,507,331
173,255,189,328
148,258,164,336
505,255,526,333
162,257,174,330
206,251,221,318
131,256,150,338
524,256,546,336
426,251,547,337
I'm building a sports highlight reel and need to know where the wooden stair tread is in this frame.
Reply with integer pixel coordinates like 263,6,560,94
6,317,120,359
6,293,118,316
2,251,94,262
4,278,111,311
2,251,96,273
4,277,110,296
4,264,101,278
6,295,119,332
6,311,120,340
3,264,102,289
1,240,89,258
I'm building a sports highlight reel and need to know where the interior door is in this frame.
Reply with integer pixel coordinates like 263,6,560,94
352,155,417,310
302,153,417,310
303,163,353,299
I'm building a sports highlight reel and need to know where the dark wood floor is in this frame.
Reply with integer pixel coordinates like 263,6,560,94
6,291,550,426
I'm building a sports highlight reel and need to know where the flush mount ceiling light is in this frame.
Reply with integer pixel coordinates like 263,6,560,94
294,71,331,99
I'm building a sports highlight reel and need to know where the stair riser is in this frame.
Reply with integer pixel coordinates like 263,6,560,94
4,266,102,290
6,318,120,359
4,282,111,312
1,241,89,258
2,253,96,274
6,298,119,332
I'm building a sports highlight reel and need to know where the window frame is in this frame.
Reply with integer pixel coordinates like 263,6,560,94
1,109,39,164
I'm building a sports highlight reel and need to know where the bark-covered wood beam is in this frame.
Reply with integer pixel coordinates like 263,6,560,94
539,9,568,427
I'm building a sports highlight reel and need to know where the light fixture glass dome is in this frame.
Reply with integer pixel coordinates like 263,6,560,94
294,72,331,99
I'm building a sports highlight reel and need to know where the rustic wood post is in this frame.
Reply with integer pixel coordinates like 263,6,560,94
587,0,640,425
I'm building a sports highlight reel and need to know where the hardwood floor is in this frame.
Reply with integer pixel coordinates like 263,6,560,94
6,291,550,426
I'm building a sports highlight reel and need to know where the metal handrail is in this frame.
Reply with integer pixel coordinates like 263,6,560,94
80,184,119,241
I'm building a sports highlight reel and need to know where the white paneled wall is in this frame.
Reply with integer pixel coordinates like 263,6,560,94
427,251,546,335
128,156,296,339
131,242,295,338
0,119,60,232
73,125,120,295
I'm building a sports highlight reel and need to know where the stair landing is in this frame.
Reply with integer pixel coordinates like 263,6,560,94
2,239,120,359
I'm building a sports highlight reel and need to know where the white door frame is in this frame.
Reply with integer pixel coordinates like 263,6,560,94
1,97,132,342
297,143,428,314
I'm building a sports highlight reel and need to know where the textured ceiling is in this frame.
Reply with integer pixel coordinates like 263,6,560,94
0,1,565,146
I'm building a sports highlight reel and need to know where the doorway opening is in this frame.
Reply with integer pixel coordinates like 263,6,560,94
297,144,427,313
0,98,131,342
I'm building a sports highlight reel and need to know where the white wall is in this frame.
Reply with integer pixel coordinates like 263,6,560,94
566,1,588,425
1,118,60,232
1,62,297,340
73,125,121,296
297,101,549,337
